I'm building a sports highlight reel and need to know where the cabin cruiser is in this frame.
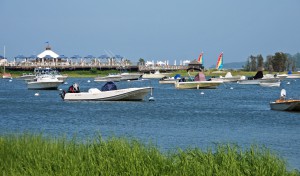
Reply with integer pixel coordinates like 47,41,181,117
61,82,152,101
270,89,300,111
27,74,63,90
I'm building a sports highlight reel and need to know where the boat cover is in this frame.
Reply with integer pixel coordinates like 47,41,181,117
253,71,263,79
174,74,181,79
101,82,117,91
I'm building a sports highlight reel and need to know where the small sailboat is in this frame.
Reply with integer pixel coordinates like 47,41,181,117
215,52,223,70
2,46,12,79
270,89,300,111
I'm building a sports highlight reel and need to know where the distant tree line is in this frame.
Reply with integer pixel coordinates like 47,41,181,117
243,52,300,72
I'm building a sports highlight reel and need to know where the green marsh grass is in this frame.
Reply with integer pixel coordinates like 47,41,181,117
1,134,299,175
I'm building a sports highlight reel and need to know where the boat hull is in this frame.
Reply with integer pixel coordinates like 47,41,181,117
175,81,223,89
270,100,300,111
27,81,63,90
120,73,142,81
142,73,171,79
237,78,280,85
63,87,152,101
94,75,122,82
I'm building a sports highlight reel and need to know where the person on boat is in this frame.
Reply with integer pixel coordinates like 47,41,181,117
68,83,80,93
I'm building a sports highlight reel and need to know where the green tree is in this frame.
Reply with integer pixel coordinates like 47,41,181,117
250,55,257,71
138,58,145,66
257,54,264,69
271,52,288,72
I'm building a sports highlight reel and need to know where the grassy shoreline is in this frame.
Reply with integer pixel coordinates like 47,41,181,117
1,133,299,175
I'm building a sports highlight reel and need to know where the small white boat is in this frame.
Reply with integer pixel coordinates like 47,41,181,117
159,74,181,84
142,70,171,79
61,82,152,101
27,74,63,90
237,71,282,85
120,72,142,81
259,81,281,87
94,74,122,82
270,89,300,111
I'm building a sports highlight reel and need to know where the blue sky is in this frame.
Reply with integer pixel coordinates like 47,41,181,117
1,0,299,67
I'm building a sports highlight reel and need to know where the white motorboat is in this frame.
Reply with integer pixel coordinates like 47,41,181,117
94,74,122,82
27,74,63,90
142,70,171,79
210,72,242,82
175,71,223,89
270,89,300,111
237,71,282,85
61,82,152,101
286,74,300,79
159,74,181,84
120,72,142,81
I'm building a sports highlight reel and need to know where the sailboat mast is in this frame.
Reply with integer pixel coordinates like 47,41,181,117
3,46,5,73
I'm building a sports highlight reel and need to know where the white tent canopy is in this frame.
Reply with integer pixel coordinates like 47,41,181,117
37,47,59,58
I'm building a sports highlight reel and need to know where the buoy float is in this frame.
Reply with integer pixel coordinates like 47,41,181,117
230,87,234,89
34,92,40,96
149,97,155,101
87,80,91,83
200,92,204,95
287,82,290,85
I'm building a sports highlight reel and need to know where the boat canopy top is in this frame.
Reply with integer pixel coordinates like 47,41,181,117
101,82,117,91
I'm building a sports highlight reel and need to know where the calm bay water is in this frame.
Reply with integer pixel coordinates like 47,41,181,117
0,77,299,170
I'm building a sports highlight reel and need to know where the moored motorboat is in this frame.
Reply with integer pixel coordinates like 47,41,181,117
27,74,63,90
159,74,181,84
175,70,223,89
237,70,282,85
120,72,142,81
142,70,171,79
94,74,122,82
270,89,300,111
61,82,152,101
